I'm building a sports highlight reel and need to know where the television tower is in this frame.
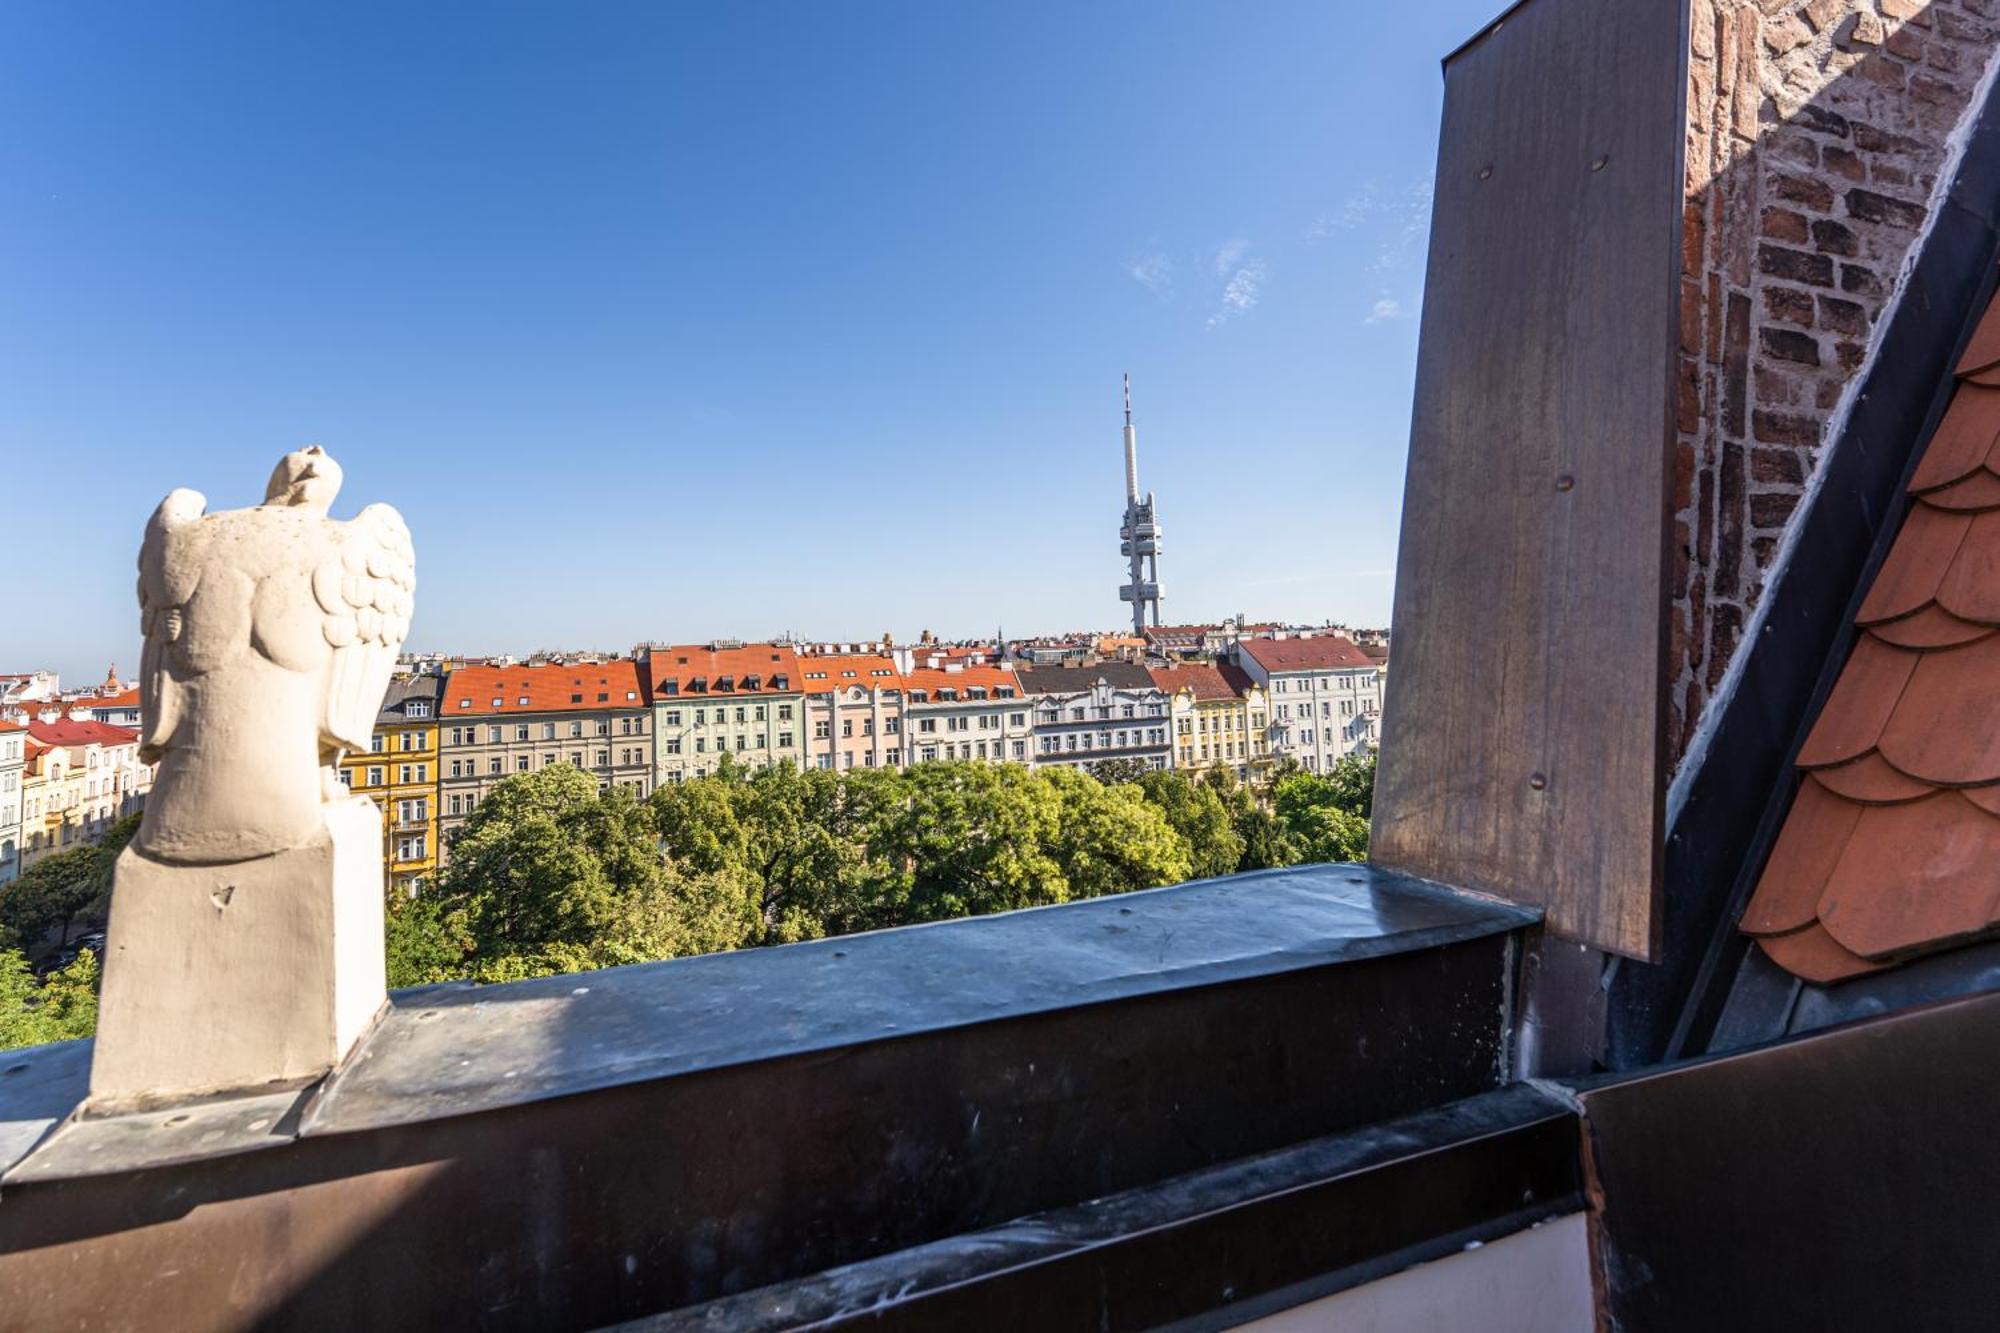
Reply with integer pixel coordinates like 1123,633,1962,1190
1117,374,1163,634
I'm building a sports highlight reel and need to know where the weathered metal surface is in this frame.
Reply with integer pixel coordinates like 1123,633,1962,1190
1576,988,2000,1331
0,864,1532,1330
0,1039,90,1177
0,863,1534,1185
1372,0,1686,960
618,1084,1582,1333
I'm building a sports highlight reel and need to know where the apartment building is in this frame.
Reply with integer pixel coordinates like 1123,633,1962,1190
1018,662,1172,771
438,661,653,852
18,716,152,870
1230,635,1383,772
801,653,906,773
901,663,1032,766
0,721,25,885
337,675,443,894
646,643,803,784
1149,662,1272,782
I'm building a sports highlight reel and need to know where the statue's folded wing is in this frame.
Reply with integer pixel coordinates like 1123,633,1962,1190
313,502,416,754
137,489,208,762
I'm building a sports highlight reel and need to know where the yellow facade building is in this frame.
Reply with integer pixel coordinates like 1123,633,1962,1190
337,675,442,894
1150,662,1273,783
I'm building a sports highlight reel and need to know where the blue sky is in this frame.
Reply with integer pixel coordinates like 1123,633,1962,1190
1,2,1500,682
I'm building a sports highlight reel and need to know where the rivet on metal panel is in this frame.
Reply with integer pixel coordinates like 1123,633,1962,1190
1529,773,1548,791
1556,475,1575,492
1478,164,1494,181
1591,155,1610,172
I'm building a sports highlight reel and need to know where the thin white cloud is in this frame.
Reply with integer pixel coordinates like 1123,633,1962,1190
1207,256,1267,328
1212,236,1252,277
1126,249,1174,298
1370,177,1434,272
1307,183,1380,241
1364,297,1406,325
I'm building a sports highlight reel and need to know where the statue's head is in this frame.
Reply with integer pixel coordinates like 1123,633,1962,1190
264,446,343,512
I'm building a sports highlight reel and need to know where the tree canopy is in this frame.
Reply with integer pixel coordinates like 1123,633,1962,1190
2,751,1379,1047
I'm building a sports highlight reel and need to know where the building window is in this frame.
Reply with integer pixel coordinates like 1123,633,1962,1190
370,735,385,754
406,701,430,719
366,766,384,786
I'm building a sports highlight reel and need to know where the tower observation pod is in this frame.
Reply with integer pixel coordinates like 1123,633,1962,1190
1118,374,1163,634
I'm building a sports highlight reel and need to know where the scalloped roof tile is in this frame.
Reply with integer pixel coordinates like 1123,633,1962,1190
1743,285,2000,983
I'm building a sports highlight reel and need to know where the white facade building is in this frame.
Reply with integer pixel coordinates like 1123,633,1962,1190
1231,635,1383,772
0,721,25,885
1018,662,1173,772
902,664,1034,766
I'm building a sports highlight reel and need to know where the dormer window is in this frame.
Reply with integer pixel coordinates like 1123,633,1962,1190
571,693,584,704
406,701,430,719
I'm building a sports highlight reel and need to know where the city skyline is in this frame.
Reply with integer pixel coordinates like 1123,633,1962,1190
0,2,1500,682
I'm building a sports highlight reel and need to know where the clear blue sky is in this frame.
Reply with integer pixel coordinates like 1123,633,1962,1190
1,1,1500,682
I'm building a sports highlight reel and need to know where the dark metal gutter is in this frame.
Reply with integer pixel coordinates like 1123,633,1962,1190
616,1084,1582,1333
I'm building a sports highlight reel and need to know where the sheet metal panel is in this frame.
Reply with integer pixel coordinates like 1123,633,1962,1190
1372,0,1686,959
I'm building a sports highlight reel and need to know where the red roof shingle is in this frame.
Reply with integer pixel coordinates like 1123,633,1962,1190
1743,287,2000,983
798,653,904,696
1149,663,1254,702
447,662,649,716
647,644,800,700
28,718,138,749
1238,635,1376,672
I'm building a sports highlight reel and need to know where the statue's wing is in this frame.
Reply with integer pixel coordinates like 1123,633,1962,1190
313,502,416,754
137,489,208,761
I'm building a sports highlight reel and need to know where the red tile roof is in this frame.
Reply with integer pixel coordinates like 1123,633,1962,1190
446,661,648,716
903,663,1024,701
1743,288,2000,984
76,687,141,710
647,644,800,700
798,653,905,696
1150,663,1246,702
1238,635,1376,672
28,718,138,748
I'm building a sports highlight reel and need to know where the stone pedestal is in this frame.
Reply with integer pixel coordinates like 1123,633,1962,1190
88,796,387,1112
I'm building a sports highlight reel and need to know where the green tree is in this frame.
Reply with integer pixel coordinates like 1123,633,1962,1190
426,766,684,979
876,762,1068,921
1136,769,1244,880
1084,757,1150,786
1319,751,1378,820
1272,762,1374,864
1044,766,1192,899
0,843,110,954
1201,768,1297,872
0,948,99,1050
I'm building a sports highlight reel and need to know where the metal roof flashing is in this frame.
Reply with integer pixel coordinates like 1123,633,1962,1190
0,863,1536,1185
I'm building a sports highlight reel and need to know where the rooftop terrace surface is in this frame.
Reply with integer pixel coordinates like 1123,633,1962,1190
1,863,1534,1183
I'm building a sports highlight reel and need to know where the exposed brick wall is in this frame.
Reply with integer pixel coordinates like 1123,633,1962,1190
1672,0,1999,763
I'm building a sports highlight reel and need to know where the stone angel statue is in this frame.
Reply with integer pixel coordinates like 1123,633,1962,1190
133,446,416,863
